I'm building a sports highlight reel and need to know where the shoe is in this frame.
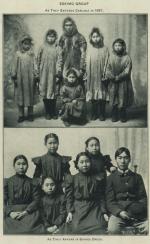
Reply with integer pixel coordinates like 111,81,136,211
63,121,71,127
52,115,58,120
99,114,105,121
18,116,25,123
45,114,51,120
112,106,119,122
27,115,34,122
120,108,127,123
99,101,106,121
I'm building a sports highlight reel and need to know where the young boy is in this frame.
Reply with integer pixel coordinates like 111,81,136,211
106,147,147,234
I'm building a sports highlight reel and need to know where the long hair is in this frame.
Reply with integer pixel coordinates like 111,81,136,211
112,38,126,54
89,27,104,47
62,17,77,35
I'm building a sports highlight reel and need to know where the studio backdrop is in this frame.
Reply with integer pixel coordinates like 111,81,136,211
4,128,148,192
4,14,147,107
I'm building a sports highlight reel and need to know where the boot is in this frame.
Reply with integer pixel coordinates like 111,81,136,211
112,105,119,122
120,107,127,123
18,106,25,123
27,106,34,121
43,99,51,120
51,99,58,119
92,100,98,120
99,100,106,121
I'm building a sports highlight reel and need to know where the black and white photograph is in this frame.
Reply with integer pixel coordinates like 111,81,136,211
4,128,148,235
4,14,147,128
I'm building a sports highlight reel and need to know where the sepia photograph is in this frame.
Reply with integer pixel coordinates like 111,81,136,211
3,14,148,128
3,128,148,235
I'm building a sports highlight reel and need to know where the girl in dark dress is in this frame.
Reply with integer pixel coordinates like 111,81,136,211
60,68,85,127
65,152,108,234
4,155,43,234
40,177,66,234
32,133,71,192
85,137,116,182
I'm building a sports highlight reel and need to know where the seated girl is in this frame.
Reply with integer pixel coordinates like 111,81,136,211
65,152,108,234
40,177,67,234
4,155,43,234
60,68,85,127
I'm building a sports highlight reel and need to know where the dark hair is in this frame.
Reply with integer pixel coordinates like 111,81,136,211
115,147,131,159
44,133,59,145
66,68,78,78
63,17,76,28
85,137,100,147
74,152,91,169
112,38,126,52
89,27,104,47
41,176,56,186
13,154,28,167
46,29,58,39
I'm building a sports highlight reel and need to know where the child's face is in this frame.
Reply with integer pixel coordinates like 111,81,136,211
86,139,100,155
46,34,56,45
46,137,59,154
91,32,101,44
22,40,31,51
77,155,91,173
14,158,28,175
67,73,77,84
113,42,123,54
64,21,73,34
42,178,56,195
116,151,130,171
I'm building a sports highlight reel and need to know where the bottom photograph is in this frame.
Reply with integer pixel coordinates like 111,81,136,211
4,128,148,235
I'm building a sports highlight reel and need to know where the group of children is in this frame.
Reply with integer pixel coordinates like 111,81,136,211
4,132,147,235
11,17,134,126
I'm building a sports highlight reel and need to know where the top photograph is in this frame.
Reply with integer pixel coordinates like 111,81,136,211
3,14,147,128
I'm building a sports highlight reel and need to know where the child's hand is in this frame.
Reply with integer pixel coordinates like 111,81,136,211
104,214,109,222
9,211,20,219
66,212,73,223
115,76,119,82
47,225,58,233
119,211,130,220
72,99,77,104
110,166,116,173
15,210,28,220
79,69,84,77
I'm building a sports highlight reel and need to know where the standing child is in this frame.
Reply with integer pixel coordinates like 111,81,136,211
86,28,109,121
60,68,85,127
40,177,66,234
32,133,71,192
4,155,43,234
37,29,62,120
65,152,108,234
105,38,134,122
85,137,116,184
11,34,38,122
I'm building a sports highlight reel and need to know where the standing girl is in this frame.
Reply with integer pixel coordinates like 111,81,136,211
60,68,85,127
85,137,116,182
40,177,66,234
4,155,43,234
65,152,107,234
86,28,109,121
32,133,71,192
11,34,38,123
37,29,62,120
105,38,134,122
